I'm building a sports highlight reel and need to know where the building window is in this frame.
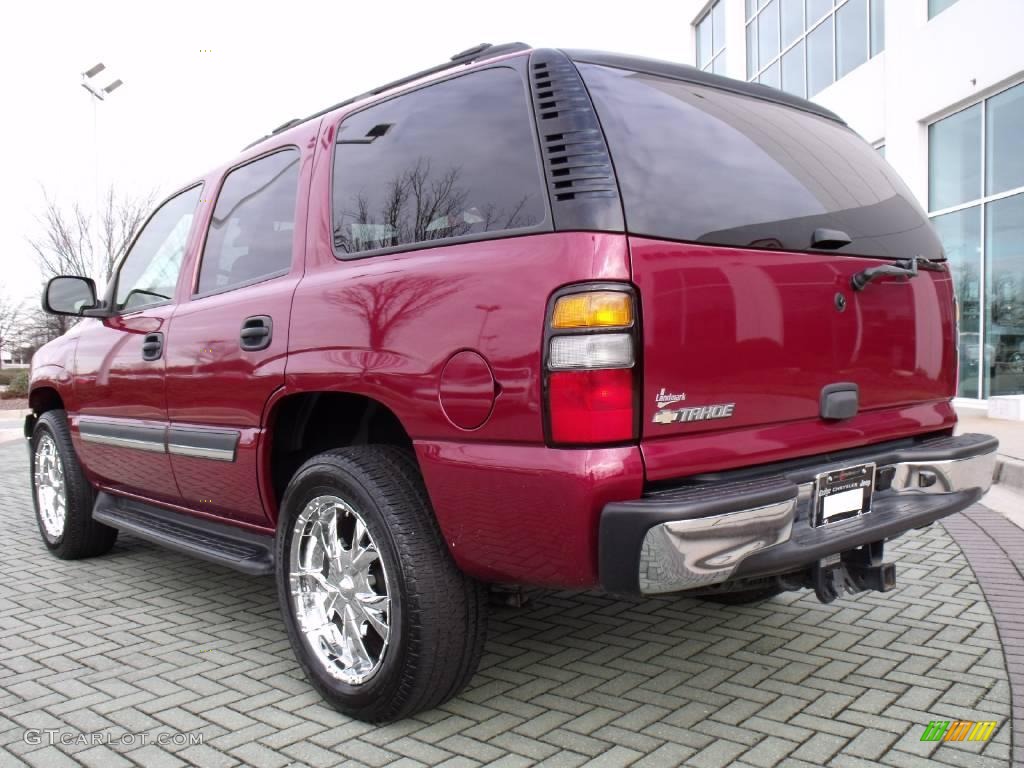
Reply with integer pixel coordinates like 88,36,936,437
929,81,1024,399
697,1,727,75
746,0,885,98
928,0,960,20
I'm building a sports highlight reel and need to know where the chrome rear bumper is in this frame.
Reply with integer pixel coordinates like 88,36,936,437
599,433,998,596
638,498,797,594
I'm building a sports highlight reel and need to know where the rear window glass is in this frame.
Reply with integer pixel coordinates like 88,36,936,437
331,67,547,256
577,63,942,260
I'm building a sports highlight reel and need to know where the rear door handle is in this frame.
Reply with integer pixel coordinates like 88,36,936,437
240,315,273,351
142,332,163,361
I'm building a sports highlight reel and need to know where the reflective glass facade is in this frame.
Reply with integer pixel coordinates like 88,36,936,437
929,82,1024,398
745,0,884,97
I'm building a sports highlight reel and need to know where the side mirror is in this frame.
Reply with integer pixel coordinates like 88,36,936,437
43,276,101,317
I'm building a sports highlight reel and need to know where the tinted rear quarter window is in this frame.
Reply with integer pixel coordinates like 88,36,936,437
198,149,300,294
577,63,941,260
331,67,548,256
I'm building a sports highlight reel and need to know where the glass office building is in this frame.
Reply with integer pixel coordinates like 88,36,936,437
929,85,1024,399
688,0,1024,401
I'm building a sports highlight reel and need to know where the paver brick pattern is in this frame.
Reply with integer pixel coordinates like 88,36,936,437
0,442,1012,767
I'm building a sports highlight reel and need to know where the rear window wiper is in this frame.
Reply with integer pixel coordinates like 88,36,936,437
851,256,946,292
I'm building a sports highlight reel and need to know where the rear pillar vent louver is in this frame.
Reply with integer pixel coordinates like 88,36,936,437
528,50,624,232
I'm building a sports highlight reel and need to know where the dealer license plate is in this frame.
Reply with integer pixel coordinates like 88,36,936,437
812,463,876,527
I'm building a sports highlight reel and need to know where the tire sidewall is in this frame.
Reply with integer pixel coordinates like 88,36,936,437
30,415,68,549
275,459,409,714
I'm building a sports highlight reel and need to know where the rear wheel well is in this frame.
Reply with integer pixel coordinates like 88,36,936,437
268,392,414,506
30,386,64,416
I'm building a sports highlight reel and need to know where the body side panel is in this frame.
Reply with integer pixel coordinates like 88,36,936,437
415,440,644,586
294,115,632,443
278,113,635,583
71,308,181,501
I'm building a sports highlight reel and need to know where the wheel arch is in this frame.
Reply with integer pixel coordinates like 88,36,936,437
263,389,417,519
29,385,65,415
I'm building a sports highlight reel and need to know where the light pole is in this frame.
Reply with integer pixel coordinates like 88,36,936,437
80,63,124,276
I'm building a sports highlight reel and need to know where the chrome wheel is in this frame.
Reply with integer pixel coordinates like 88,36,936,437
289,495,391,685
34,434,67,539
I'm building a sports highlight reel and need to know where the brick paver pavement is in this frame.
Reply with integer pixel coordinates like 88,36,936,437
943,509,1024,767
0,440,1013,767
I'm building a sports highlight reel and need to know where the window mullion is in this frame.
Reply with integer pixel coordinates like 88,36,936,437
831,6,837,85
979,101,988,398
777,2,782,61
979,202,987,399
866,0,871,56
929,199,981,217
985,185,1024,205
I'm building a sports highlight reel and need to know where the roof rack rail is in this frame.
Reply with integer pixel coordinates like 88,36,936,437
243,42,531,151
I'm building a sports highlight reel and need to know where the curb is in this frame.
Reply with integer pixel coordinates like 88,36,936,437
995,455,1024,492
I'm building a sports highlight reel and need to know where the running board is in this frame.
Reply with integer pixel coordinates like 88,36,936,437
92,492,275,576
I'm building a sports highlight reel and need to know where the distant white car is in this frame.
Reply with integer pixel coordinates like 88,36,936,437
960,332,995,366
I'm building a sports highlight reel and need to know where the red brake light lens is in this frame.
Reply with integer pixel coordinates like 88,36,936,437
548,368,634,444
545,286,639,446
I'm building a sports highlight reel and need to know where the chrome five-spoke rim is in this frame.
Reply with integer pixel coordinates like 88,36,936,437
289,495,391,685
34,434,66,539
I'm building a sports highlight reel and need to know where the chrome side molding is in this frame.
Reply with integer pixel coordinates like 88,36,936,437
79,418,166,453
78,417,240,463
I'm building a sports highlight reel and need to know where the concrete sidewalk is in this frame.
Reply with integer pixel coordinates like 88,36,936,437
0,410,28,448
956,413,1024,523
956,413,1024,463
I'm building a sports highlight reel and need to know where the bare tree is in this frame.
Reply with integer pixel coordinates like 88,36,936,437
0,294,24,370
10,305,68,362
333,159,533,253
97,187,153,281
337,276,463,352
29,185,156,284
28,193,95,281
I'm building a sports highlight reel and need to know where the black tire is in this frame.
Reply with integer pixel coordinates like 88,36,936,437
699,586,785,605
30,410,117,559
275,445,487,722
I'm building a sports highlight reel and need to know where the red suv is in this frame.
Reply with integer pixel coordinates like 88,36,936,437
29,43,997,722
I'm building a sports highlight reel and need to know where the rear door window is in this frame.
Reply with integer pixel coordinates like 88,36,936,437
331,67,548,256
197,149,300,295
577,63,941,260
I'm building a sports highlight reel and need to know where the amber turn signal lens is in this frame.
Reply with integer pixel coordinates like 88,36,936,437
551,291,633,329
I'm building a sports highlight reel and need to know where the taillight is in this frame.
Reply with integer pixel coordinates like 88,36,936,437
544,286,639,445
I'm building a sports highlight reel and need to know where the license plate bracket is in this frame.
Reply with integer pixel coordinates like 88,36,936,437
812,462,876,527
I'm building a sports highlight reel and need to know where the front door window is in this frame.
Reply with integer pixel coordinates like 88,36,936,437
114,185,202,312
